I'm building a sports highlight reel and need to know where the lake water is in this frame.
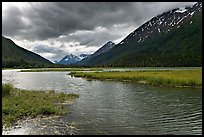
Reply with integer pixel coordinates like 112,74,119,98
2,69,202,135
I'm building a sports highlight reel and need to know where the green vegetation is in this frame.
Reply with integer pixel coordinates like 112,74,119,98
20,67,103,72
83,9,202,67
2,68,16,70
69,69,202,88
2,83,13,98
2,36,53,68
2,83,79,127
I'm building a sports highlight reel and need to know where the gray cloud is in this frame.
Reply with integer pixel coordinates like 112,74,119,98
3,2,133,40
33,44,62,53
3,2,195,41
2,2,196,62
33,44,68,61
2,6,29,37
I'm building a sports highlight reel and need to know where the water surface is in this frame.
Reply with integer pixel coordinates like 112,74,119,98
2,69,202,135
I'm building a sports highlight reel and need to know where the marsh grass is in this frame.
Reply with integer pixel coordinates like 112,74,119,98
2,68,15,70
2,84,79,127
69,69,202,88
20,68,103,72
2,83,13,97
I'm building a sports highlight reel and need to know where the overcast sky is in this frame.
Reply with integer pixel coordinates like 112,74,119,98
2,2,196,62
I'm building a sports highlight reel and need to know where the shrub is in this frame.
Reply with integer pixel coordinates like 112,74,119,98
2,83,13,98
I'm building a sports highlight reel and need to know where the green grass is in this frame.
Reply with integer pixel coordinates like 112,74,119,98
2,83,13,97
2,68,16,70
69,69,202,88
20,67,103,72
2,84,79,128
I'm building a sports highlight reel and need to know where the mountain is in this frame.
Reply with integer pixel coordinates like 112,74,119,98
79,41,116,65
79,54,90,60
81,2,202,67
2,36,53,68
90,41,116,57
53,60,58,64
57,54,81,64
57,54,90,65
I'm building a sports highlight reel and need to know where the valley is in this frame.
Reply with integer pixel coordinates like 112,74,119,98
2,2,202,135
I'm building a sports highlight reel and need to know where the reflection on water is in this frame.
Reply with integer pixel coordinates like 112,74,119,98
2,70,202,135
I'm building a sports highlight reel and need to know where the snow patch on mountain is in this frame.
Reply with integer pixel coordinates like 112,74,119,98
117,2,202,47
56,53,90,65
175,7,188,13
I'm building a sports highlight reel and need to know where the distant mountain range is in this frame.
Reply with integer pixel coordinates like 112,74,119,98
56,54,90,65
57,41,116,65
2,36,52,68
80,2,202,67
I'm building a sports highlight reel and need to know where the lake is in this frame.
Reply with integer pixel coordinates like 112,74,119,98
2,69,202,135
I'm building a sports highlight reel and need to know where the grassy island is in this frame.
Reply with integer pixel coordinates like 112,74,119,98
2,83,79,127
69,69,202,88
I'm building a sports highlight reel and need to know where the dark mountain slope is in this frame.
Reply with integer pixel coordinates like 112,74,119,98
2,36,52,68
79,41,116,65
83,2,202,67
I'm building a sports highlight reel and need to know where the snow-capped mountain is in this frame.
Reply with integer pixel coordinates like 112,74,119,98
78,41,116,65
57,54,90,65
79,54,90,60
80,2,202,67
92,41,116,57
117,2,202,46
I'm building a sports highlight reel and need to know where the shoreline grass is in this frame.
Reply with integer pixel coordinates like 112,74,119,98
20,67,103,72
2,83,79,128
69,69,202,88
2,68,16,70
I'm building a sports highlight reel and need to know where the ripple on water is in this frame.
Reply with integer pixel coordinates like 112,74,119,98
2,70,202,135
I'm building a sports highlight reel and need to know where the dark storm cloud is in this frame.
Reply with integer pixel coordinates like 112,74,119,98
58,27,123,47
3,2,132,40
2,2,195,41
2,6,30,37
2,2,196,62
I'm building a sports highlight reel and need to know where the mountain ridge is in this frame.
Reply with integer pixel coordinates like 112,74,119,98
2,36,53,68
81,2,202,67
57,54,90,65
78,41,116,65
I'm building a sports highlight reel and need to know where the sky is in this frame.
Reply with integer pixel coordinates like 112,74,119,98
2,2,196,62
